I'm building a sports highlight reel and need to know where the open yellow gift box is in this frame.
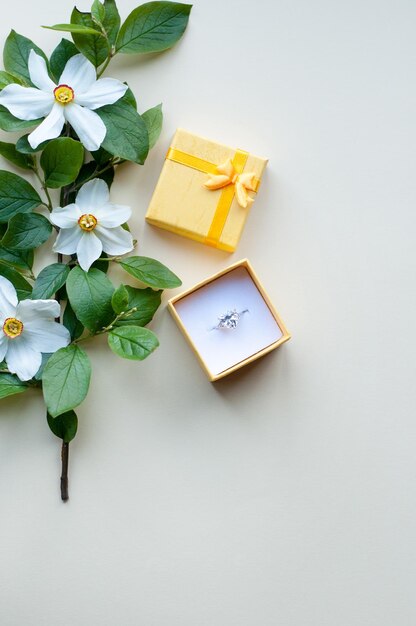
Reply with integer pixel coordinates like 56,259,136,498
146,129,268,252
168,259,290,381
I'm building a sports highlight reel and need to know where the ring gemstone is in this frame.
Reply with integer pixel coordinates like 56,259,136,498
216,309,241,329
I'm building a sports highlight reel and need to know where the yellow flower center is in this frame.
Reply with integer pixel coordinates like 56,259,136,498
54,84,75,105
3,317,24,339
78,213,98,232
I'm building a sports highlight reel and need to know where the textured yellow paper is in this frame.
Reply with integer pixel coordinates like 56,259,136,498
145,129,268,252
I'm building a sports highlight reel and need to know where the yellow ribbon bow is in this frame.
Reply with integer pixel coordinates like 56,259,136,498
203,158,257,209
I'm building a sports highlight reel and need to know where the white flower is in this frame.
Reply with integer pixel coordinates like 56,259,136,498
0,50,127,151
50,179,134,272
0,277,70,381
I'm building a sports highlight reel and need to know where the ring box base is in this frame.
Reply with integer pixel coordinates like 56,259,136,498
168,259,290,381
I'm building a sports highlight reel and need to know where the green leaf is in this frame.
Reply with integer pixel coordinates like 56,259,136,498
0,71,21,90
32,263,70,299
66,266,114,333
76,161,114,189
63,301,84,341
119,256,181,289
90,147,113,166
70,0,120,66
0,265,32,299
142,103,163,149
56,284,67,302
3,30,48,84
0,373,27,399
91,0,106,24
1,213,52,250
15,135,50,154
111,284,129,314
108,325,159,360
49,38,79,82
0,246,33,272
40,138,84,189
43,345,91,417
102,0,121,47
43,23,104,36
114,286,162,328
34,353,52,381
116,2,192,54
91,252,109,274
97,100,149,164
0,141,34,169
0,106,41,132
0,170,41,223
122,87,137,109
70,8,109,67
47,410,78,442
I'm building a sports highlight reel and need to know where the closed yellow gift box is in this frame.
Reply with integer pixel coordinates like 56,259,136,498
145,129,268,252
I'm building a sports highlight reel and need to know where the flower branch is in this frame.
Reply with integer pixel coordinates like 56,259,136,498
0,0,191,502
31,162,54,212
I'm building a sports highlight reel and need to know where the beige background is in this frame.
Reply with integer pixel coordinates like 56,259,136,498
1,1,415,624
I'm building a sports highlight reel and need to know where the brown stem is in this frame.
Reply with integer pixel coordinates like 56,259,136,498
60,441,69,502
58,183,71,503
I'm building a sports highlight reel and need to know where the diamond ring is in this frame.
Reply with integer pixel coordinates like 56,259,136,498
210,309,249,331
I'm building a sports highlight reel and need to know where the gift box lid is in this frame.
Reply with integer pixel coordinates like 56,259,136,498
146,129,268,252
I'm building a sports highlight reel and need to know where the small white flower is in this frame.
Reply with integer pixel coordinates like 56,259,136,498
0,277,70,381
50,179,134,272
0,50,127,151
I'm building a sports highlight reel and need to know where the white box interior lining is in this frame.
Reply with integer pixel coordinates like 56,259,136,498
173,266,283,376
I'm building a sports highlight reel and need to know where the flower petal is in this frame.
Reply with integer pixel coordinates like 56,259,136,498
0,335,8,362
0,84,54,121
94,203,131,228
76,77,128,110
50,203,82,229
5,337,42,381
16,299,60,323
28,50,55,93
53,227,83,255
0,276,18,320
59,54,96,94
64,103,106,151
76,179,110,212
28,102,65,149
24,319,70,353
95,225,134,256
76,232,103,271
